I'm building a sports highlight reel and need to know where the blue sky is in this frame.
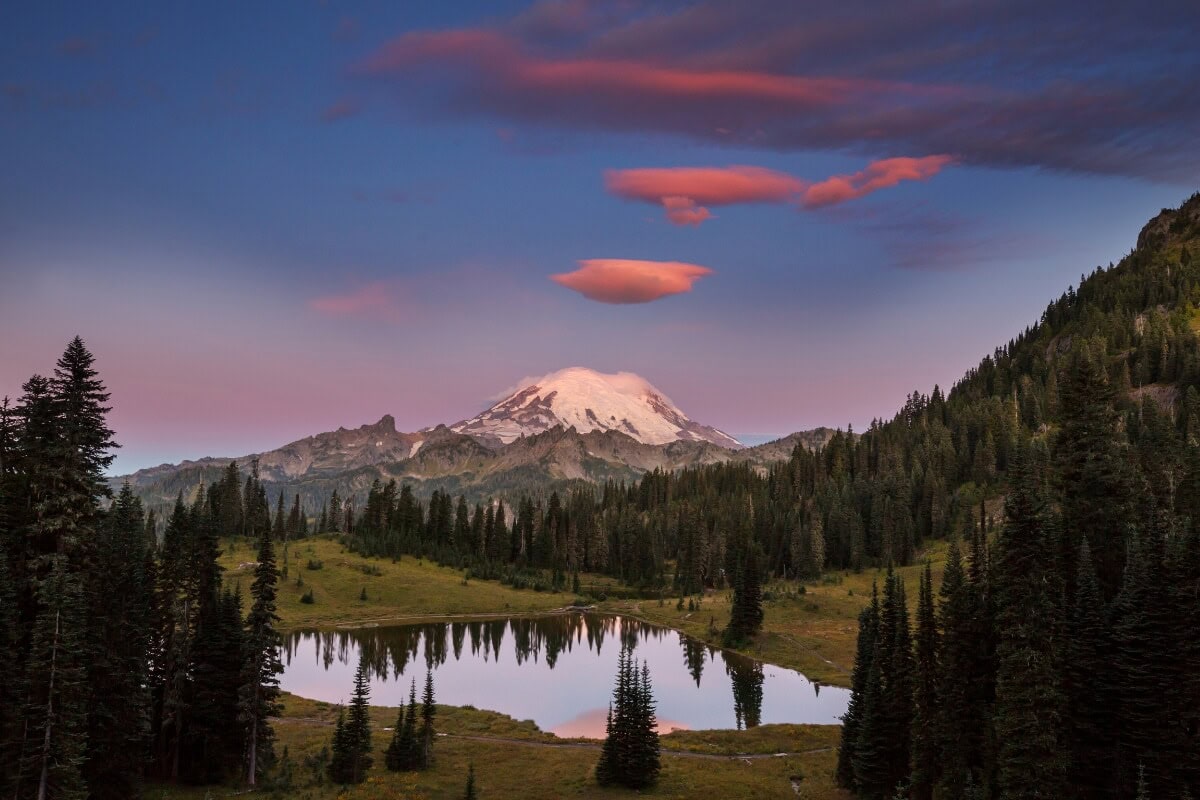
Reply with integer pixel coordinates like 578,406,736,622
2,1,1197,473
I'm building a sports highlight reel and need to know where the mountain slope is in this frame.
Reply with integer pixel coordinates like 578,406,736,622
449,367,743,449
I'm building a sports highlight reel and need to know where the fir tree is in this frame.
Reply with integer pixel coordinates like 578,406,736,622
1065,539,1115,799
419,668,437,768
329,656,373,784
596,645,660,789
838,583,879,791
16,557,89,800
1054,348,1134,598
384,690,415,772
239,526,283,786
992,453,1066,800
84,484,152,800
724,541,763,645
909,562,939,800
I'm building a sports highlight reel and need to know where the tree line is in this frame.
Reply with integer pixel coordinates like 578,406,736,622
0,338,284,797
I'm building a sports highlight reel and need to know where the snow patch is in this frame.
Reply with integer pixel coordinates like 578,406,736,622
450,367,742,448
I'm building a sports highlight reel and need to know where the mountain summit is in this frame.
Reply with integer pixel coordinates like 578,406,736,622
449,367,744,449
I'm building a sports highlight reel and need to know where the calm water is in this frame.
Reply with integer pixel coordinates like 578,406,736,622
280,613,848,738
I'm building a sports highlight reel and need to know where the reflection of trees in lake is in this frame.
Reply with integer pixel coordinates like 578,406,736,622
726,656,764,729
282,613,676,681
680,634,707,687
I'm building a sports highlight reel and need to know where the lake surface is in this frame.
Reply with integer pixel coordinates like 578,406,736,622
280,613,848,738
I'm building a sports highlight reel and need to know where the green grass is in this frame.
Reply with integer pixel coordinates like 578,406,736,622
599,540,952,688
146,693,850,800
220,537,579,631
222,534,953,689
188,535,889,797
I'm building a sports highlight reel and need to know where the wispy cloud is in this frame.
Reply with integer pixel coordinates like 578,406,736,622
308,281,406,322
348,3,1200,180
606,157,954,225
550,259,713,303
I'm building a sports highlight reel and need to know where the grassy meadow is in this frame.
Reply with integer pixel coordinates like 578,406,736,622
146,693,849,800
200,534,957,798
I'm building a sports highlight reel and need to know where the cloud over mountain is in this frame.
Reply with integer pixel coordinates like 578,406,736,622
550,259,713,303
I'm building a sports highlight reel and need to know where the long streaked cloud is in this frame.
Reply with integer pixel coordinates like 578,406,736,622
606,156,953,224
550,259,713,303
308,281,406,322
350,2,1200,179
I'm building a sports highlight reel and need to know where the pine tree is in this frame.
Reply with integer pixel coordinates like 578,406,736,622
1054,349,1134,599
852,639,890,800
634,660,661,786
16,557,89,800
239,526,283,786
419,668,436,768
838,583,879,791
992,453,1066,800
384,690,415,772
1065,538,1115,799
84,483,152,800
724,541,763,645
596,644,660,789
1112,521,1179,796
327,706,351,783
935,535,986,797
346,655,373,783
0,548,19,786
910,562,939,800
184,586,246,783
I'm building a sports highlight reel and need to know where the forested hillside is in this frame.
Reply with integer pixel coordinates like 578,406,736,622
832,195,1200,800
1,194,1197,799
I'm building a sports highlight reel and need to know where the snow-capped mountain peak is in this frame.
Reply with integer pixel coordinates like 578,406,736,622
450,367,743,449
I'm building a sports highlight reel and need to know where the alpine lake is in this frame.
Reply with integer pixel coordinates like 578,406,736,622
280,612,849,738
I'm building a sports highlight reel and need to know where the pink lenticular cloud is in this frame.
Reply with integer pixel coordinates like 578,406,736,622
309,281,405,321
550,259,713,304
607,158,955,225
801,155,956,209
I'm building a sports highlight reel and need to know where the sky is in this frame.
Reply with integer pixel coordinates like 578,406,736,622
2,1,1199,474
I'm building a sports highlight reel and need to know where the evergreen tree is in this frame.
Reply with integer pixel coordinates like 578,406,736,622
838,583,879,791
596,645,660,789
333,655,372,784
419,668,437,768
1054,349,1134,599
16,557,89,800
910,562,939,800
84,484,152,800
183,586,245,783
1112,522,1179,796
992,453,1066,800
1065,539,1115,799
384,688,416,772
724,541,763,645
239,526,283,786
